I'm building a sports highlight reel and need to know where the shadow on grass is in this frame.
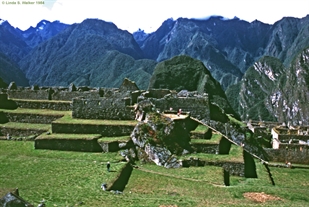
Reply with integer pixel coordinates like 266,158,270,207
108,163,133,191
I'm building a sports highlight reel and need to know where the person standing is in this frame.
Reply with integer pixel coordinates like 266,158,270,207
107,162,110,172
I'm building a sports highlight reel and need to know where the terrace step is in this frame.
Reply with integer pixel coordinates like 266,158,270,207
191,141,219,154
190,124,212,139
98,136,133,152
52,117,137,136
34,133,103,152
0,108,68,124
0,122,50,138
34,133,133,152
11,99,71,111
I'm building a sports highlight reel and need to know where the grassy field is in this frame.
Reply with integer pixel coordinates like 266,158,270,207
1,140,309,207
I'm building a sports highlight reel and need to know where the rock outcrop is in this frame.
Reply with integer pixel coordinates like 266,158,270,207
130,103,195,168
227,47,309,124
226,56,285,121
269,47,309,125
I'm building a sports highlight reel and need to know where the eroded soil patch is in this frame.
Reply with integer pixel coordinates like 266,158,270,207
243,192,282,203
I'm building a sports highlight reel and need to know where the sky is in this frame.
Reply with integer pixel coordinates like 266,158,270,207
0,0,309,33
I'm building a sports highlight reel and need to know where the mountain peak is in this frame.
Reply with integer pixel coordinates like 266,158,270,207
0,18,6,25
36,20,51,28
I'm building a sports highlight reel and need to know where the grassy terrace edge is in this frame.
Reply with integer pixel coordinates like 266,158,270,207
0,108,71,116
0,122,51,130
36,133,103,140
54,114,138,125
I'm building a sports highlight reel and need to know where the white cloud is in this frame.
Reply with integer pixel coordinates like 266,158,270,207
0,0,308,33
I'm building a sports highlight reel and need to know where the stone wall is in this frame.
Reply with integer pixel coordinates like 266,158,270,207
278,134,309,142
191,143,219,154
6,87,116,101
0,127,47,137
52,122,135,136
181,158,244,176
2,112,63,124
52,90,101,101
7,89,50,100
145,89,172,99
14,100,71,111
98,139,134,152
150,97,210,120
190,129,212,140
265,145,309,164
35,137,103,152
72,98,135,120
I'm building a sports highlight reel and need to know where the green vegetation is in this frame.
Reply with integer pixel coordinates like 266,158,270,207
0,122,50,131
0,108,70,116
227,114,246,127
37,133,102,140
0,141,124,206
190,133,222,144
180,144,243,163
1,141,309,206
192,124,208,133
98,136,130,142
55,114,137,125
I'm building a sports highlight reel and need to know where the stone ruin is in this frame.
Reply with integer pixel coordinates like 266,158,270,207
1,78,274,184
127,100,198,168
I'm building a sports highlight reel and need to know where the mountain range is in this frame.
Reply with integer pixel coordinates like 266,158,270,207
1,15,309,124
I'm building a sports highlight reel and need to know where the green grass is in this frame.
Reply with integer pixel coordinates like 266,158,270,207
0,108,70,116
192,124,208,133
0,141,124,206
37,133,102,139
55,114,138,125
228,114,246,127
190,133,222,144
1,141,309,207
98,136,130,142
180,144,244,163
0,122,50,131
